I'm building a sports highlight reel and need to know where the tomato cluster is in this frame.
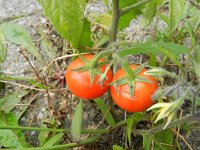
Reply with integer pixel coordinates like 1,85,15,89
65,55,158,112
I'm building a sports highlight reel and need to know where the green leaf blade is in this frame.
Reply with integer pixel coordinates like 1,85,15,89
71,100,83,141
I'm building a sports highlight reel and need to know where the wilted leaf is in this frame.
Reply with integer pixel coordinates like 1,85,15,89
71,100,83,141
1,23,43,62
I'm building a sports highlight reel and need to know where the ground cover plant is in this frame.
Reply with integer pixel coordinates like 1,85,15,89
0,0,200,149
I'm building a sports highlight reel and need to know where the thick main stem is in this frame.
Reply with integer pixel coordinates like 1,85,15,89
109,0,120,43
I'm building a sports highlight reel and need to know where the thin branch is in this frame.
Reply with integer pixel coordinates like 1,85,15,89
171,129,193,150
120,0,152,16
109,0,120,43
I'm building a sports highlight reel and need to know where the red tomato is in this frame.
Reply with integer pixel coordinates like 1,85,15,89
110,64,158,112
65,54,113,99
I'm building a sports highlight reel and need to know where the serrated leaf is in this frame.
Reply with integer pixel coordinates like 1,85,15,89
0,28,7,63
38,0,92,49
43,133,64,146
0,112,30,148
71,100,83,141
1,23,43,62
94,98,116,127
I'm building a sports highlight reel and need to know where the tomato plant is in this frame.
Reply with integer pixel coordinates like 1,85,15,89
111,64,158,112
65,54,112,99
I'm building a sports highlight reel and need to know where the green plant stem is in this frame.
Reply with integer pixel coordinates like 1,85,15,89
1,111,199,149
120,0,152,16
109,0,120,43
6,135,101,150
133,110,200,135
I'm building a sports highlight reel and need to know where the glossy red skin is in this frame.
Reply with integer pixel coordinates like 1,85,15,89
111,64,158,112
65,54,113,99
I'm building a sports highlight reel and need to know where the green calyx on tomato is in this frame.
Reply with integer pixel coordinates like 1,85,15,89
110,64,158,112
65,54,113,99
111,54,152,98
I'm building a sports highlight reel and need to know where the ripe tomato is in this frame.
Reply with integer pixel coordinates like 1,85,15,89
65,54,112,99
110,64,158,112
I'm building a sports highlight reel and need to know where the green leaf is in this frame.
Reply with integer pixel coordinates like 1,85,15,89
93,34,109,48
71,100,83,141
38,0,92,49
142,134,151,150
119,0,141,29
0,90,28,114
0,28,7,63
78,19,93,50
141,0,158,27
169,0,187,33
112,145,125,150
0,23,43,62
40,38,57,61
154,129,174,150
127,113,144,145
43,133,64,147
117,40,189,57
94,98,116,127
193,46,200,78
0,112,30,148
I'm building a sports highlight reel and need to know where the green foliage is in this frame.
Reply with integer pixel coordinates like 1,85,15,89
95,98,116,127
0,23,43,62
119,0,141,29
142,0,162,27
112,145,125,150
71,100,83,141
0,112,30,148
43,133,64,147
0,28,7,63
127,113,144,145
0,90,28,114
37,0,93,49
169,0,188,34
192,46,200,78
153,129,174,150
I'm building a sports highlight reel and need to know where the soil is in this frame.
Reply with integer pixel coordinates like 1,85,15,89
0,0,200,150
